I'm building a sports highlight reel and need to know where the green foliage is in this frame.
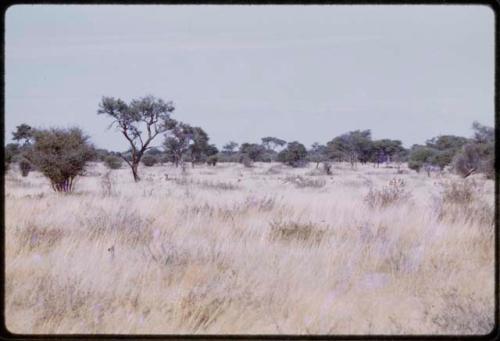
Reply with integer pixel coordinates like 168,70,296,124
145,147,163,156
453,143,491,178
277,141,308,167
19,158,32,177
426,135,469,151
98,95,176,181
452,122,494,179
261,137,286,154
408,134,470,173
327,130,372,165
408,145,436,172
142,154,159,167
12,123,34,145
104,155,123,169
30,127,94,192
207,155,218,166
222,141,238,154
163,122,216,166
205,144,219,157
371,139,407,164
93,148,112,162
163,124,190,167
239,143,266,162
307,143,329,166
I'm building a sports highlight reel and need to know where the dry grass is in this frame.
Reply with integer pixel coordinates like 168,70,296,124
283,175,327,188
4,161,495,334
364,178,412,209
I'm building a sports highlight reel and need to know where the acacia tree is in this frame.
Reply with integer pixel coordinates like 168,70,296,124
308,142,329,168
239,143,266,162
327,130,372,168
222,141,239,154
97,95,175,182
163,122,217,167
261,137,286,152
11,124,35,174
12,123,34,145
163,122,194,167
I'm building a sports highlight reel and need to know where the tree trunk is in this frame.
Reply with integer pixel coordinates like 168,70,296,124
131,163,140,182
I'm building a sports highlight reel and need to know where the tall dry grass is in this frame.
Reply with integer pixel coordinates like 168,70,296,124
4,162,495,334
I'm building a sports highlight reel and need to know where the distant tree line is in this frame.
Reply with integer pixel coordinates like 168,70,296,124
4,95,495,192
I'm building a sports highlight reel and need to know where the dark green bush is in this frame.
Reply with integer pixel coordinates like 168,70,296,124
30,127,94,192
142,154,158,167
19,159,32,177
104,155,123,170
207,155,218,166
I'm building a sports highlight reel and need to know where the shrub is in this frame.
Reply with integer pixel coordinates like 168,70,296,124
435,179,493,226
408,146,436,172
104,155,122,170
277,141,308,167
239,143,266,162
19,159,32,177
29,127,94,192
364,178,411,209
142,154,158,167
207,155,218,166
453,143,494,179
240,154,253,168
440,179,476,206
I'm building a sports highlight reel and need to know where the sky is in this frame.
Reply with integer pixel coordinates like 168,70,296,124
5,5,495,151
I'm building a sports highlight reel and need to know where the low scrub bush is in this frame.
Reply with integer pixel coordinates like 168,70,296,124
142,154,159,167
104,155,122,170
364,178,411,209
440,179,477,206
435,179,493,226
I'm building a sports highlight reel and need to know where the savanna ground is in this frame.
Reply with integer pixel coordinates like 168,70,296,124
4,161,495,334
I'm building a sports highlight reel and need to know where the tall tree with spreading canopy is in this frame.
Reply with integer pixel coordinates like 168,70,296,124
12,123,34,145
163,122,194,167
239,143,266,162
163,122,217,167
222,141,239,154
261,137,286,152
307,142,329,168
327,130,372,168
97,95,175,181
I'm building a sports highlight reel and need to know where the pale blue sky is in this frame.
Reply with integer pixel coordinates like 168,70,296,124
5,5,495,151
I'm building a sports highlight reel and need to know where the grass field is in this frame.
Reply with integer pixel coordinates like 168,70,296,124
4,161,495,334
